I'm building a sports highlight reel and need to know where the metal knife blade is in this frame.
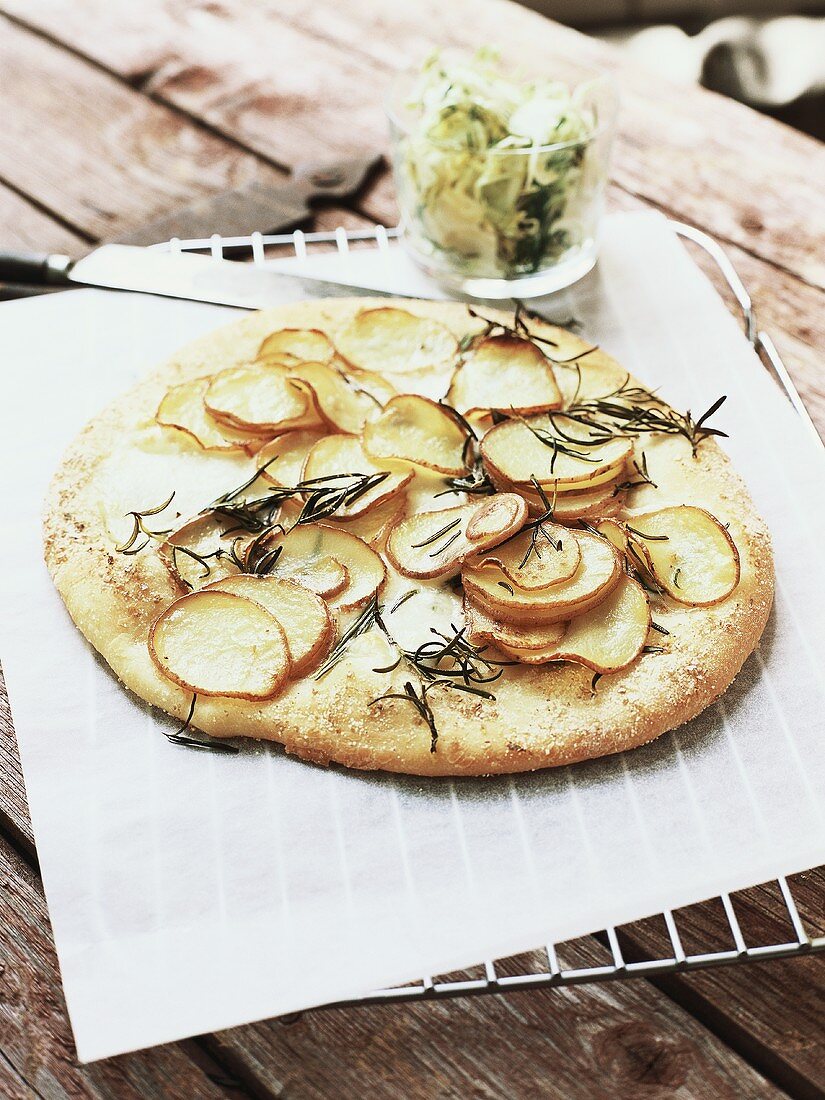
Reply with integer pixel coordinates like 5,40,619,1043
115,154,383,247
68,244,408,308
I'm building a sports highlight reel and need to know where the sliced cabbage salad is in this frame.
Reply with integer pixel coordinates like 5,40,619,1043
394,51,603,280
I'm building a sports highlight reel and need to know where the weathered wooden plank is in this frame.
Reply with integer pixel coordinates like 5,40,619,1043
0,185,88,254
204,940,785,1100
0,831,238,1099
0,18,359,246
615,878,825,1100
1,655,820,1097
5,0,824,289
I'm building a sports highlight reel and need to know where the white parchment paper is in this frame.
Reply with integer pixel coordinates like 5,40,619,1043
1,212,824,1062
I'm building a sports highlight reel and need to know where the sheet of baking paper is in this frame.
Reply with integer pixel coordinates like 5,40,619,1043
1,212,824,1062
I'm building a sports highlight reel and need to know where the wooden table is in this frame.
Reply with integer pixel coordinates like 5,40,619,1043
1,2,823,1096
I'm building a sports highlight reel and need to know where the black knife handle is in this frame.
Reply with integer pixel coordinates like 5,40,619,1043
0,250,73,285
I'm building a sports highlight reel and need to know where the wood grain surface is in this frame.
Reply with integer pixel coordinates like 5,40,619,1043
0,1,822,1096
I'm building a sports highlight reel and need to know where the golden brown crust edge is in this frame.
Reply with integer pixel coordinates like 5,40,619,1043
43,298,774,777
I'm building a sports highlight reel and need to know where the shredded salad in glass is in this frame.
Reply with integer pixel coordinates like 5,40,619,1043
394,50,603,279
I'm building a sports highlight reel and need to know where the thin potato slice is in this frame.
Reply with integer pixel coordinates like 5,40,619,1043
281,360,384,434
158,513,244,592
627,506,740,605
256,429,327,487
487,466,627,522
204,575,333,676
257,327,335,365
495,639,563,665
303,435,413,519
552,353,631,407
550,575,650,674
481,416,632,490
464,599,566,652
386,495,527,580
363,395,470,475
149,590,290,699
271,556,350,599
343,366,398,406
462,530,621,624
156,377,261,452
448,334,563,415
336,307,458,374
205,365,321,433
324,492,407,548
267,524,386,611
473,524,581,590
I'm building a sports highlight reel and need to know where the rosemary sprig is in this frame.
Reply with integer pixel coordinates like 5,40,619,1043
165,694,240,755
435,457,495,498
390,589,418,614
411,517,461,549
465,304,599,364
315,595,382,680
116,491,176,554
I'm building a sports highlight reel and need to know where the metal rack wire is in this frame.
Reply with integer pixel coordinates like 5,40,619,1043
163,221,824,1007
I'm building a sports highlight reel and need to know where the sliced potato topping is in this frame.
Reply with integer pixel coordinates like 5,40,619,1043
464,599,566,652
158,513,244,592
462,530,621,624
481,415,632,490
149,590,291,699
156,377,262,452
472,523,581,590
343,366,398,406
448,334,563,415
363,395,470,475
256,429,327,487
266,524,386,611
303,434,412,519
257,327,335,365
205,365,321,433
203,575,333,677
627,506,740,605
324,492,407,548
550,575,650,674
386,495,527,580
336,307,458,374
487,466,626,522
552,353,630,407
280,360,385,435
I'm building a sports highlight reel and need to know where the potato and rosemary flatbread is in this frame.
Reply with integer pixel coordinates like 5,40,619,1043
43,299,773,776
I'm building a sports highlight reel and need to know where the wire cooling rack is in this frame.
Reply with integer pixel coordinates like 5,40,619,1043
162,222,824,1008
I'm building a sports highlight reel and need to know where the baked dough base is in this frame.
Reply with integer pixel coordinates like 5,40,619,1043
44,299,774,776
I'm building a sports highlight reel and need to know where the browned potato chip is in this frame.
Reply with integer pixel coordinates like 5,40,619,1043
148,590,290,698
552,353,631,407
303,435,413,519
156,377,261,452
464,599,566,652
550,575,650,673
626,506,740,605
205,365,321,433
486,464,627,522
158,513,245,592
481,415,632,490
336,307,458,374
448,334,563,415
386,495,526,580
257,327,335,365
280,360,384,435
204,575,333,676
256,429,327,487
472,523,581,590
462,530,621,624
266,523,386,611
362,395,470,475
324,492,408,548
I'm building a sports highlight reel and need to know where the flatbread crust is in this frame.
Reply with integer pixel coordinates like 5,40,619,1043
43,299,774,776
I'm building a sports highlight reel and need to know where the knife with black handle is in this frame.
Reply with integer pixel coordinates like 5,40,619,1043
0,153,384,301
